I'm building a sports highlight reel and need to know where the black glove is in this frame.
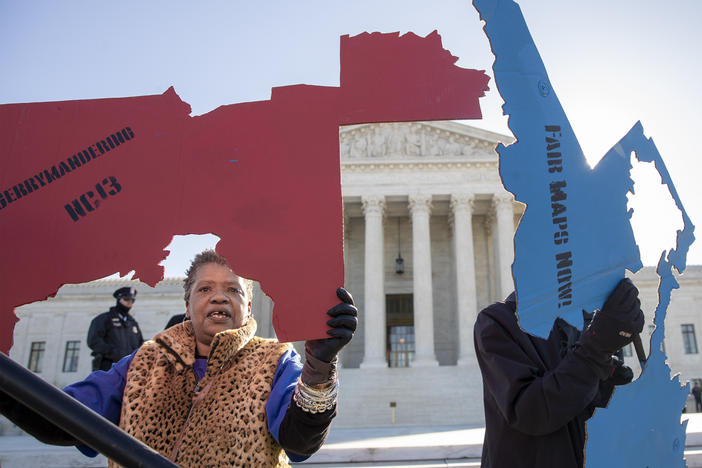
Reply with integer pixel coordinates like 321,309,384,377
590,356,635,409
305,288,358,363
302,288,358,385
608,356,634,385
580,278,645,358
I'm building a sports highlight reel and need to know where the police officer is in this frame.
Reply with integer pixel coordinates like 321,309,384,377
87,287,144,371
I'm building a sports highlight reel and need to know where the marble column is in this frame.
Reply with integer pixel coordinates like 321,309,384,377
494,193,515,299
339,208,350,369
409,193,439,367
360,195,387,368
484,214,496,302
451,193,478,365
343,209,350,273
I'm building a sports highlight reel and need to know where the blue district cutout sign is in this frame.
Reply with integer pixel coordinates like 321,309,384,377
473,0,695,466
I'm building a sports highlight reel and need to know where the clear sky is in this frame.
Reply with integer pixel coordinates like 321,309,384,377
1,0,700,276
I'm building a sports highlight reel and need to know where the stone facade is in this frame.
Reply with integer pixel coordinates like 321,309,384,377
6,121,702,430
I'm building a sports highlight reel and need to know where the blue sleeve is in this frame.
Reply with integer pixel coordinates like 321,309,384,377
265,348,307,463
63,349,136,457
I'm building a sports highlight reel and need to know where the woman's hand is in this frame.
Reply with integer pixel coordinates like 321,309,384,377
305,288,358,363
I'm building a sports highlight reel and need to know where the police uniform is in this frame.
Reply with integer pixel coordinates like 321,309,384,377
87,287,144,371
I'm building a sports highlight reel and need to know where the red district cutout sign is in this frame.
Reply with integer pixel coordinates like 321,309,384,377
0,31,489,351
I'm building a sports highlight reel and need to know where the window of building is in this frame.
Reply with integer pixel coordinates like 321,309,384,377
28,341,46,373
62,341,81,372
386,294,414,367
622,343,632,357
682,324,698,354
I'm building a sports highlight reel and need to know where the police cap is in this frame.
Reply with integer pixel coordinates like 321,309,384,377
113,287,137,300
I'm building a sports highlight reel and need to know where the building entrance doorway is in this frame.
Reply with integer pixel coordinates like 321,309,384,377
386,294,414,367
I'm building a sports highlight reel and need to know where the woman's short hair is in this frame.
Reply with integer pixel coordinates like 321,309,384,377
183,250,254,302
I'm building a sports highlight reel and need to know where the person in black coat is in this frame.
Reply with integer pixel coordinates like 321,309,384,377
164,313,186,330
474,279,644,468
87,287,144,371
692,383,702,412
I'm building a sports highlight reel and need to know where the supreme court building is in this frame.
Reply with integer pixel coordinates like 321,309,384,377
7,121,702,431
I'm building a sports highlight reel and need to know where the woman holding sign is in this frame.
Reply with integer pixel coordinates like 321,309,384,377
1,250,358,467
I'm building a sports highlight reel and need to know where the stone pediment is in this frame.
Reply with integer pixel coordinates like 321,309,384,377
339,121,511,161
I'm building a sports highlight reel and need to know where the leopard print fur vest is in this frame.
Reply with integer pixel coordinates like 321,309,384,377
111,317,292,467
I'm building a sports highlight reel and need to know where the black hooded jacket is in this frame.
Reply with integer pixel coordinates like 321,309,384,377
474,294,616,468
87,306,143,371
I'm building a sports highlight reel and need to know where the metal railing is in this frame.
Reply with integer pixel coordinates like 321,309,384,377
0,352,178,468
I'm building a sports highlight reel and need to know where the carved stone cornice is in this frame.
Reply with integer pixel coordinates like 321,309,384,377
340,122,500,160
57,278,183,288
341,161,499,176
